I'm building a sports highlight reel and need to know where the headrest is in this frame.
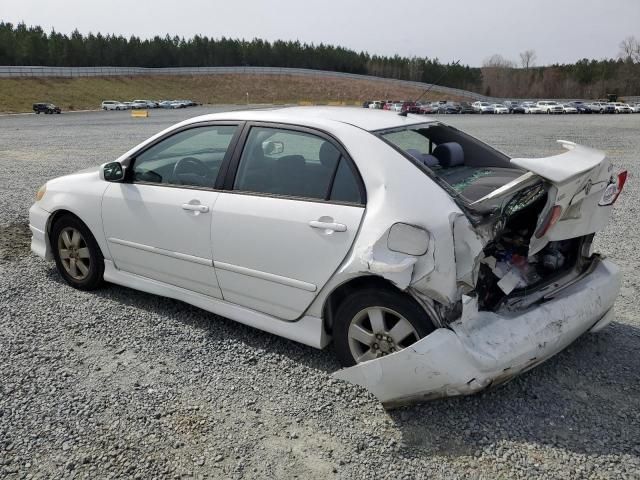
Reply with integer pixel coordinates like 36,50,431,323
277,155,306,172
433,142,464,167
406,149,439,167
319,142,340,168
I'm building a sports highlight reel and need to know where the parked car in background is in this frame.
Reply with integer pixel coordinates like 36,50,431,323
568,101,592,114
417,103,436,114
133,99,158,109
492,103,509,114
610,102,633,113
523,102,543,114
436,102,461,114
510,103,526,114
588,101,606,113
632,103,640,113
589,101,615,113
368,101,384,109
101,101,126,111
402,101,420,113
472,101,495,114
459,102,475,114
130,101,148,109
33,102,61,114
29,106,625,406
362,101,372,108
536,101,564,114
561,104,578,114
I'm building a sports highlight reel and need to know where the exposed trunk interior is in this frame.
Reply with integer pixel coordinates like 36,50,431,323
476,184,592,311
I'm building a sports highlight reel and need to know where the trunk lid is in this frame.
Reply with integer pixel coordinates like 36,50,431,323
511,141,621,255
473,140,623,256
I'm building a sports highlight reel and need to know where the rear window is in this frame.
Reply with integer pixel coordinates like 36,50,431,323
378,123,525,205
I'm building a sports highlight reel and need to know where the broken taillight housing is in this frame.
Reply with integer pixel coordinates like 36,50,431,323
535,205,563,238
599,170,628,206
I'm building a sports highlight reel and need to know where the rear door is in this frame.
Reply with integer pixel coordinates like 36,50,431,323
211,123,366,320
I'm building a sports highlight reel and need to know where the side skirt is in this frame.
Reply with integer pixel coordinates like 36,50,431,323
103,260,330,349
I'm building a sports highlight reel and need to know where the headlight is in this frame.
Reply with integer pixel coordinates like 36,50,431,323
35,184,47,201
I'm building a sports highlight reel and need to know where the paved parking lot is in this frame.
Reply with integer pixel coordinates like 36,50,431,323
1,108,639,479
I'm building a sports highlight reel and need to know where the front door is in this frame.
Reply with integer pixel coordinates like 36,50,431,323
102,124,240,297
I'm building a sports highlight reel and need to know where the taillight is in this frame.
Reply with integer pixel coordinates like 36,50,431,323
535,205,563,238
599,170,628,206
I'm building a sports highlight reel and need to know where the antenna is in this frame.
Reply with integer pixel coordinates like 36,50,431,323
399,59,461,116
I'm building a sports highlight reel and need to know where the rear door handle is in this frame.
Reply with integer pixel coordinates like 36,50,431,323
308,220,347,232
182,203,209,213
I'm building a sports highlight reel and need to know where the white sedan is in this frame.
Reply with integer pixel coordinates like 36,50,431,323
492,104,509,114
29,107,625,407
523,102,543,114
101,100,127,111
471,101,495,114
562,104,578,114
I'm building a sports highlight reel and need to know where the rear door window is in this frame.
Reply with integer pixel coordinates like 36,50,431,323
233,126,363,204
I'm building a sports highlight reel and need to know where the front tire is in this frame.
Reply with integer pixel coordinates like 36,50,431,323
51,215,104,290
333,289,435,367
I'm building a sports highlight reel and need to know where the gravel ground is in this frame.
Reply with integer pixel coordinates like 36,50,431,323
1,108,639,479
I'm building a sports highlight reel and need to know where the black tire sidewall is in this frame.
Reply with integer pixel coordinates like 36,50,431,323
333,288,435,368
51,215,104,290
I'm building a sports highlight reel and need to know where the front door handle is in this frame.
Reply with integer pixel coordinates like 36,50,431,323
182,203,209,213
309,220,347,232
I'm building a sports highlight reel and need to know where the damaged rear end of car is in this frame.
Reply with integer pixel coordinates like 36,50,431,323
334,122,625,408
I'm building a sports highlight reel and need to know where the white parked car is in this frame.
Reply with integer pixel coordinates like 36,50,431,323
471,101,495,114
29,107,626,406
522,102,543,114
492,104,509,114
631,103,640,113
562,104,578,114
536,101,564,114
140,99,159,108
131,100,154,109
368,101,384,109
588,101,611,113
610,102,633,113
101,100,126,111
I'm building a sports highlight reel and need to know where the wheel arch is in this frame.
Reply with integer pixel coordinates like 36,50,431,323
46,209,107,259
321,275,430,336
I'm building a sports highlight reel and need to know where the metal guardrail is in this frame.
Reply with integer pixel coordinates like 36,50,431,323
0,65,494,101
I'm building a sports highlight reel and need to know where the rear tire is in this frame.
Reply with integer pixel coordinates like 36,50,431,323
51,214,104,291
333,289,435,367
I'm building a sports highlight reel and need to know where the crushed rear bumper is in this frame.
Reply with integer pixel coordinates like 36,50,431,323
333,258,620,408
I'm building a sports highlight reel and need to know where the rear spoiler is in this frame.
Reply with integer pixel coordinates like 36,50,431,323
510,140,605,183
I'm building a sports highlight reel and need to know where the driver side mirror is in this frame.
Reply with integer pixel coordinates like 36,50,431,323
262,140,284,156
101,161,125,182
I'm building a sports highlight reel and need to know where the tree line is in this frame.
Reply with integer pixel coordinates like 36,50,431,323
0,22,480,91
0,21,638,98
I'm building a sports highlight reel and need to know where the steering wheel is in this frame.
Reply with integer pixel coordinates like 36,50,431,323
173,157,210,181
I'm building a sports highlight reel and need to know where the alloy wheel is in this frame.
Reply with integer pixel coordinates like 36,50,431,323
57,227,91,280
347,307,420,363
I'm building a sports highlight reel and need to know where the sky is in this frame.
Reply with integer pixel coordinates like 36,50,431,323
1,0,639,66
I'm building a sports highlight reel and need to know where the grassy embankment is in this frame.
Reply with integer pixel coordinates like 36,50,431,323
0,74,465,113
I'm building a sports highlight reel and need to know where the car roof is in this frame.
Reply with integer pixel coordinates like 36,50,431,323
182,106,431,132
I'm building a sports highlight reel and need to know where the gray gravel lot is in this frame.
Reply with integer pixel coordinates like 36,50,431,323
1,107,639,479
